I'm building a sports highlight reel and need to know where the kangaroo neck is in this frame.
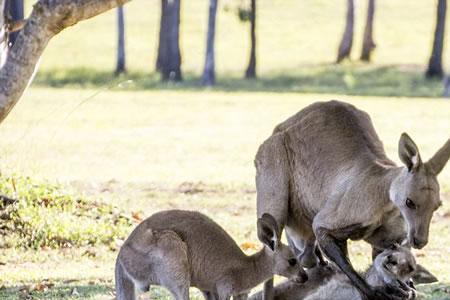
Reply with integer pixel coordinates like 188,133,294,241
239,247,274,291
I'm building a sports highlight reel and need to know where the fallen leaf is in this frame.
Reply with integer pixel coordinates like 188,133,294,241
132,211,144,222
240,242,259,251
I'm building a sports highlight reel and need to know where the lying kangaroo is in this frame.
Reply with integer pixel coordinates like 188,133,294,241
115,210,308,300
255,100,449,300
250,245,417,300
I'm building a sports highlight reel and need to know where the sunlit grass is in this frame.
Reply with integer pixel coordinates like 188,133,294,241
0,0,449,298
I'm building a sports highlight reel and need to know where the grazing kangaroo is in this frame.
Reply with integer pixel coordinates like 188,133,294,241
250,245,417,300
115,210,308,300
255,100,449,300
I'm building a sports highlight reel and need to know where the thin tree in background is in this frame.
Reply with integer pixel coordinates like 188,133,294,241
0,0,7,66
426,0,447,78
360,0,376,61
115,6,126,75
156,0,182,81
201,0,218,86
245,0,256,78
336,0,354,63
6,0,23,46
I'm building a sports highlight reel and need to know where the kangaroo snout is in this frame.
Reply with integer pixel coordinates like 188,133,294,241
412,236,427,249
292,269,308,284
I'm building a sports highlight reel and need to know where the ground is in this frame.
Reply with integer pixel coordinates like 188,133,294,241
1,0,450,299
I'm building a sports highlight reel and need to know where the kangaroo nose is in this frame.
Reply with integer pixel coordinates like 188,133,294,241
294,270,308,284
413,237,426,249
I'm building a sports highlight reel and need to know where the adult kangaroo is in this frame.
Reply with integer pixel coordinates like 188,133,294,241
255,100,449,300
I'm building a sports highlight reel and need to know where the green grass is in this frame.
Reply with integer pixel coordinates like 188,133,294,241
1,0,450,298
21,0,450,97
0,88,449,299
0,174,132,249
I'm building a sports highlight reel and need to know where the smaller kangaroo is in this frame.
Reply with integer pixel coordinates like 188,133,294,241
115,210,308,300
250,245,417,300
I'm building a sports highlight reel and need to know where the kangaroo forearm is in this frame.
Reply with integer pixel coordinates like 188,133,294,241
316,228,372,296
262,278,274,300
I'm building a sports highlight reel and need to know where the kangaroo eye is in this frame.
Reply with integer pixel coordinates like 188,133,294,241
288,258,297,266
406,198,416,210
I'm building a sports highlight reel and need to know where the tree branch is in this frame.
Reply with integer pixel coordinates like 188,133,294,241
0,0,131,124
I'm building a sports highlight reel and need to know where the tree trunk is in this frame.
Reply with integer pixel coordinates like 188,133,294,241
201,0,218,86
336,0,354,63
6,0,24,46
115,5,126,75
156,0,182,81
0,0,132,124
245,0,256,79
426,0,447,78
360,0,376,61
444,76,450,97
0,0,7,68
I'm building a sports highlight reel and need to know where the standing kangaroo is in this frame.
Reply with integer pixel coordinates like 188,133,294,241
115,210,308,300
255,100,449,300
249,244,417,300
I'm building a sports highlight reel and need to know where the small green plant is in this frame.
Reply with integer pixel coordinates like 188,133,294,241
0,175,132,249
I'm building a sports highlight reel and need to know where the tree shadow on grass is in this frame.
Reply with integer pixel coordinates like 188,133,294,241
32,63,445,98
0,283,112,299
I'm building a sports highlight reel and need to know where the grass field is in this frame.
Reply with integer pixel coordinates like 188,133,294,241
1,0,450,299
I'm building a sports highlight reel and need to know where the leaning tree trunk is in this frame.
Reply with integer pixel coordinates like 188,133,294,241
6,0,24,45
426,0,447,78
360,0,376,61
201,0,218,86
245,0,256,79
336,0,354,63
156,0,182,81
0,0,131,124
115,5,126,75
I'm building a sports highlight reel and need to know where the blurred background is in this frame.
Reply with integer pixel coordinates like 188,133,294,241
0,0,449,299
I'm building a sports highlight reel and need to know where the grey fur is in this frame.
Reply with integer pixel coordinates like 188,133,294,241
255,100,449,299
115,210,307,300
250,246,417,300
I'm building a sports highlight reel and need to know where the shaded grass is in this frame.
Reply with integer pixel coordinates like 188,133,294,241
0,175,132,249
33,63,445,98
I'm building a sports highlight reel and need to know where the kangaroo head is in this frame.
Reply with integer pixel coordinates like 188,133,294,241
257,213,308,283
390,133,449,249
376,244,416,282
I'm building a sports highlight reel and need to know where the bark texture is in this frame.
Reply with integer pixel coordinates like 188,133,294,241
426,0,446,78
0,0,131,124
156,0,182,81
6,0,24,45
0,0,7,67
360,0,376,61
245,0,256,78
115,5,126,75
336,0,354,63
201,0,218,86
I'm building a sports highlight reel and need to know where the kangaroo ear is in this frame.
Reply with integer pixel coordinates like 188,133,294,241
257,213,280,251
426,138,450,175
7,19,26,33
389,243,400,251
399,133,422,172
412,264,438,284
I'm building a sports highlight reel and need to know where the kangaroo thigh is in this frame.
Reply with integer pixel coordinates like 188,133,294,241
255,133,290,232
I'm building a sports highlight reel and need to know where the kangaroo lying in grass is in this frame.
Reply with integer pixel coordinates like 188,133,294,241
250,245,417,300
115,210,308,300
